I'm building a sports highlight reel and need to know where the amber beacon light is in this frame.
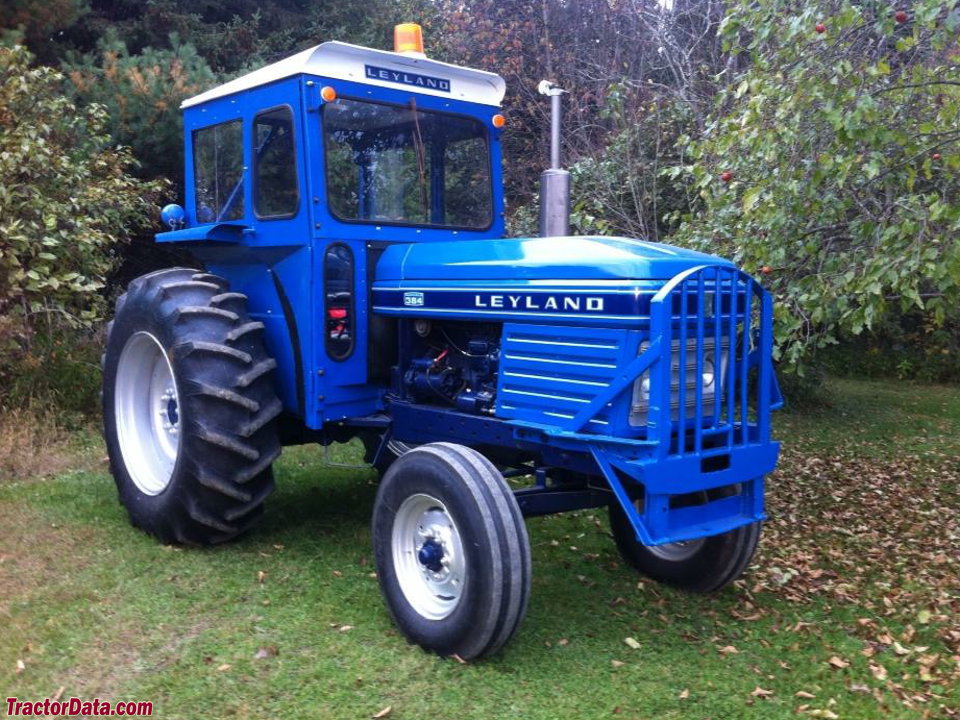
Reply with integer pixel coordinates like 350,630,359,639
394,23,426,56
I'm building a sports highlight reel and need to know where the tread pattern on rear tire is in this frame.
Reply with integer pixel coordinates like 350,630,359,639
103,267,281,545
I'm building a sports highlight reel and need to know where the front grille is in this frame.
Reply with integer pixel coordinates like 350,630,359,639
629,337,729,425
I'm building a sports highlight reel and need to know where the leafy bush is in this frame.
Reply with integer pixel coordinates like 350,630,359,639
0,44,162,412
669,0,960,372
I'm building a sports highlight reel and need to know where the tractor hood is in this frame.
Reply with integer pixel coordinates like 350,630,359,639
375,236,731,282
371,236,737,327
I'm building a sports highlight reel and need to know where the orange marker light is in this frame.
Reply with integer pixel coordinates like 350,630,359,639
394,23,425,56
320,86,337,102
492,114,506,128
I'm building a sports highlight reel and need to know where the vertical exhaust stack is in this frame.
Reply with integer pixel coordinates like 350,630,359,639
538,80,571,238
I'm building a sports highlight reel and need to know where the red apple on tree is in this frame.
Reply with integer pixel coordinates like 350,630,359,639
720,171,734,183
894,10,908,22
932,153,942,160
815,23,826,33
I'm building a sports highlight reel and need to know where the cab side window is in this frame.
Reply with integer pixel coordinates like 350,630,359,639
254,107,299,218
193,120,244,222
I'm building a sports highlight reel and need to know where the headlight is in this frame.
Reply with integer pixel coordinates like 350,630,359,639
629,337,729,426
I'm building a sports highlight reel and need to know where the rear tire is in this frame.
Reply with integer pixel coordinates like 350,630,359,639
372,443,531,659
102,268,281,545
609,500,760,593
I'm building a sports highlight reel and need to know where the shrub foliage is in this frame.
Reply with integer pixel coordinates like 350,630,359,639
0,45,161,407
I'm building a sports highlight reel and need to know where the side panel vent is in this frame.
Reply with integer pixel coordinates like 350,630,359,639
495,323,629,430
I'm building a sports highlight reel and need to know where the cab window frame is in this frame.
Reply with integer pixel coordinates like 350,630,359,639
321,95,494,232
192,118,246,223
253,104,301,220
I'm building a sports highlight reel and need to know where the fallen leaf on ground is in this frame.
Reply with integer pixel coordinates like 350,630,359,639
256,570,267,583
750,686,773,698
15,660,25,673
611,660,624,668
717,645,739,655
795,691,816,699
679,689,690,699
807,710,839,719
372,707,392,719
827,655,849,669
624,637,641,650
216,664,231,672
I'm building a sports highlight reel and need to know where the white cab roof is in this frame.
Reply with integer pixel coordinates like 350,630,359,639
181,41,506,109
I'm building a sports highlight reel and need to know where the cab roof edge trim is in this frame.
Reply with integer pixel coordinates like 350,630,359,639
181,41,507,109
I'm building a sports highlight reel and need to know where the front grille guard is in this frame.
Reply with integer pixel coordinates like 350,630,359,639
575,264,782,545
647,264,780,457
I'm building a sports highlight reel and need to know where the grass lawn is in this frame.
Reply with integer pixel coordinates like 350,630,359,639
2,377,958,719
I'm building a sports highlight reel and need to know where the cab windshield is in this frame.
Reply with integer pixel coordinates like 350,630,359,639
323,97,492,229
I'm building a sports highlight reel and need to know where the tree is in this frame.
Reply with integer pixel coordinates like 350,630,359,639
669,0,960,371
65,33,216,180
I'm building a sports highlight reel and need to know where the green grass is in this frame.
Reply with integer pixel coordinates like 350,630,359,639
2,377,958,719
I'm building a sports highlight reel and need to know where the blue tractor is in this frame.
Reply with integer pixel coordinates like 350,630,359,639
101,24,781,659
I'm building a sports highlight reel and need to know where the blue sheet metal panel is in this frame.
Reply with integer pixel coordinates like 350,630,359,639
309,238,384,426
375,236,734,282
372,279,664,328
199,248,311,416
496,323,634,432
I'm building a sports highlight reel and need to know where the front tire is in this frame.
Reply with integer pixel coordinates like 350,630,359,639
372,443,531,659
102,268,282,545
609,500,760,593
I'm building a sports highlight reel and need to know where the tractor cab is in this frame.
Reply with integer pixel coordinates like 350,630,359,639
164,32,507,240
155,29,509,425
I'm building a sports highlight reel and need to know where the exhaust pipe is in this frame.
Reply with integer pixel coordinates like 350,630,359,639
538,80,571,238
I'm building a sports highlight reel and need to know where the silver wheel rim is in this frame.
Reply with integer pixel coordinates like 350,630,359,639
647,538,705,562
392,493,465,620
114,332,180,496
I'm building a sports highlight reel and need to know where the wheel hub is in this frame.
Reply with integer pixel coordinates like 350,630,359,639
417,538,445,573
160,389,179,433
